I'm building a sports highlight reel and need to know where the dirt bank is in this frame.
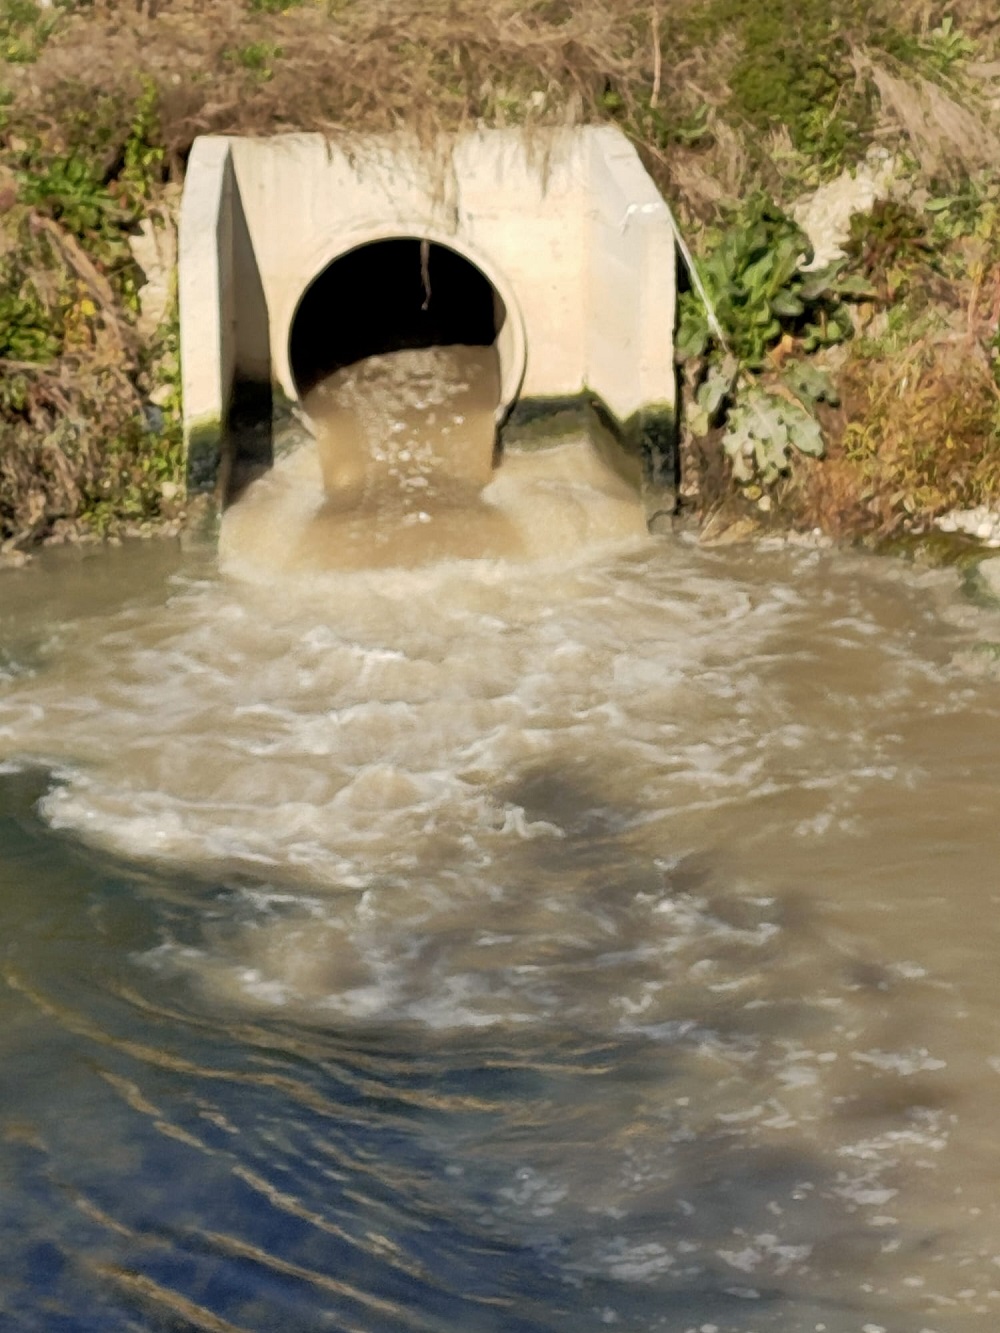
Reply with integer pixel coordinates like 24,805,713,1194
0,0,998,550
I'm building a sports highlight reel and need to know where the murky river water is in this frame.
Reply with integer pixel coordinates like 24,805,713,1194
3,349,1000,1331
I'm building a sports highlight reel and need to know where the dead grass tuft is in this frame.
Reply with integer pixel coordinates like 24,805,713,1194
793,329,1000,539
9,0,655,159
856,50,1000,177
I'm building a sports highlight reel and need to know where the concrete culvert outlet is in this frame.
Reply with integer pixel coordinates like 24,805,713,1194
178,129,678,512
289,238,503,400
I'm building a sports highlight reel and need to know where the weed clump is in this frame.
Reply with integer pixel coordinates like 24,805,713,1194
699,0,879,171
677,195,868,496
0,198,181,547
0,0,54,64
794,340,1000,539
843,199,933,302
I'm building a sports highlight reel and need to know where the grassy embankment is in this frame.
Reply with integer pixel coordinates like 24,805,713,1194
0,0,998,550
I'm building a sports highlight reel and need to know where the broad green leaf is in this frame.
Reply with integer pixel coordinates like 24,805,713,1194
770,290,804,318
797,261,843,300
786,407,824,457
782,361,837,406
697,362,734,419
831,272,878,298
676,318,708,362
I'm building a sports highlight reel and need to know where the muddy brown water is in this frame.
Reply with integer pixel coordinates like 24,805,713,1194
221,347,648,574
3,347,1000,1331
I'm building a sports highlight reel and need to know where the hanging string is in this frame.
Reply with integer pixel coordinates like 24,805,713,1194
419,239,432,311
666,209,730,353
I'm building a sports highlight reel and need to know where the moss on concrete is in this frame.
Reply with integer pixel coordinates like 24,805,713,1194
501,391,676,521
185,418,223,496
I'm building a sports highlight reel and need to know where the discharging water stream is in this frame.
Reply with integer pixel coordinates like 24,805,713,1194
3,348,1000,1332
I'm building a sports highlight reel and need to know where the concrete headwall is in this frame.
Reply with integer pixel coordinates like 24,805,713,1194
178,127,677,507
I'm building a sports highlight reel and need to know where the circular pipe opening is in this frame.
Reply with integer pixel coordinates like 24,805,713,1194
288,237,524,418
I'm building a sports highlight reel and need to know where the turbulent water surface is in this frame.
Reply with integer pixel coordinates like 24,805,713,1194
3,350,1000,1332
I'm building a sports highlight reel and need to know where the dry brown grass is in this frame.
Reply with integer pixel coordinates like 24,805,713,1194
9,0,661,158
856,50,1000,178
5,0,999,216
0,363,155,546
1,0,804,218
792,327,1000,539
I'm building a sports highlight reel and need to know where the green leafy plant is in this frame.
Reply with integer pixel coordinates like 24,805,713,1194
121,79,166,203
924,175,1000,269
677,196,858,367
0,370,29,413
678,195,866,492
917,15,977,75
18,153,124,238
0,0,56,63
721,386,825,484
226,40,283,80
0,282,60,362
876,13,979,93
0,249,62,363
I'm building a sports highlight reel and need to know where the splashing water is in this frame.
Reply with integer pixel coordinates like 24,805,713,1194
220,346,648,576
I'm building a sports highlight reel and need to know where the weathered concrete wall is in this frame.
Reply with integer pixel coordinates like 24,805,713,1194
586,132,675,420
177,137,235,491
179,127,677,502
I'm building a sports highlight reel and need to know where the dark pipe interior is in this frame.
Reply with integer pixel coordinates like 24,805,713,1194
289,239,502,396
